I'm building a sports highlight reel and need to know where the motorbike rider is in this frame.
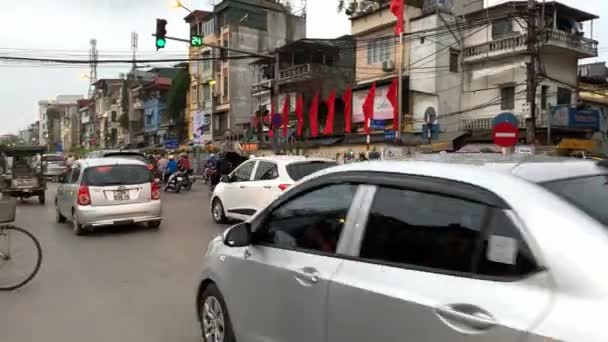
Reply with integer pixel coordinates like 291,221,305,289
210,153,232,190
177,153,193,184
165,155,178,183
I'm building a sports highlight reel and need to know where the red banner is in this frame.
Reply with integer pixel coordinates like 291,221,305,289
309,92,319,137
362,82,376,134
323,89,336,136
296,94,304,137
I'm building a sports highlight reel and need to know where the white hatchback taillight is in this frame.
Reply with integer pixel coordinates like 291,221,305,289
151,181,161,200
77,185,91,206
278,184,291,191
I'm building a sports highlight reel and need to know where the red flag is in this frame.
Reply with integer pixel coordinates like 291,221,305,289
309,92,319,137
281,96,290,137
387,78,399,130
362,82,376,134
322,90,336,136
295,94,304,137
390,0,404,35
343,86,352,133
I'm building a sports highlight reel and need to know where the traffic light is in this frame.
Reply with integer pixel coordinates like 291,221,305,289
156,19,167,50
191,34,203,47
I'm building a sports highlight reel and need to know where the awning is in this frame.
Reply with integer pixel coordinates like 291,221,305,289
557,138,596,152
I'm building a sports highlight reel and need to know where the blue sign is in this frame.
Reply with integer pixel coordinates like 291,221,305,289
551,106,600,130
164,139,179,149
272,113,282,127
371,119,385,129
384,130,396,141
492,112,519,128
54,142,63,153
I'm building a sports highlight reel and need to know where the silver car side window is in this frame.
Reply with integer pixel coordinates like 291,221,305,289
256,184,358,255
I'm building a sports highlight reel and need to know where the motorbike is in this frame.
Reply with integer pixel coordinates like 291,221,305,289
164,170,194,193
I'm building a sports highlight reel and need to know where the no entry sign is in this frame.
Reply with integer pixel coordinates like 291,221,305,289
492,122,519,147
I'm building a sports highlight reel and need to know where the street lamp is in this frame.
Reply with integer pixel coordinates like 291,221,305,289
173,0,193,13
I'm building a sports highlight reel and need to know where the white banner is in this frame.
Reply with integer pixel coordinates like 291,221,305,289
192,110,205,144
352,84,394,123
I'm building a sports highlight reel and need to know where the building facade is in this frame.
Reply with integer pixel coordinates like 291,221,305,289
185,0,306,144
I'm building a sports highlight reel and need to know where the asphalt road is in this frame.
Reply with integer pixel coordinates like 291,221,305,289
0,182,227,342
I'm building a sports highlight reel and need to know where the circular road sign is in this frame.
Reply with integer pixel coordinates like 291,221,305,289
492,122,519,147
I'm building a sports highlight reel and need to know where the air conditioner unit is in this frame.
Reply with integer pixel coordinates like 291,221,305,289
382,60,395,72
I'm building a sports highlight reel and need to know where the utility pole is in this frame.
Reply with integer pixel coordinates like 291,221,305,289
272,51,280,152
526,0,538,144
129,32,138,145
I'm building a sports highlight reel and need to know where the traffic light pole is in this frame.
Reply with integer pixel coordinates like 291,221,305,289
151,34,273,59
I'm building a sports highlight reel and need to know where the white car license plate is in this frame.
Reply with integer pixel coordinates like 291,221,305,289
114,191,129,201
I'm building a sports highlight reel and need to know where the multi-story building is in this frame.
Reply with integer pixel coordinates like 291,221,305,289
92,79,122,149
350,0,599,149
185,0,306,143
131,77,173,147
251,36,356,139
37,100,54,146
350,0,482,137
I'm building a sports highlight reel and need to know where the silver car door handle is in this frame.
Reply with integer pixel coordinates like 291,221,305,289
263,185,272,189
294,267,320,285
435,305,496,331
240,185,247,189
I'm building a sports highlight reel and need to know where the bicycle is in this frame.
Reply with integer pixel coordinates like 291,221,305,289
0,197,42,291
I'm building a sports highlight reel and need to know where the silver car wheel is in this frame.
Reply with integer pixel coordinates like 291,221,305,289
202,296,225,342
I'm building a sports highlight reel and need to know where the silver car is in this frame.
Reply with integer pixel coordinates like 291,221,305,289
196,160,608,342
55,158,162,235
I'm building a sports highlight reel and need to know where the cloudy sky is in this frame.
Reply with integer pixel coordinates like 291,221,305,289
0,0,605,134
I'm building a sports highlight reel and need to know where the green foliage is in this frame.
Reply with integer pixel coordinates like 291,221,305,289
337,0,389,15
166,68,190,141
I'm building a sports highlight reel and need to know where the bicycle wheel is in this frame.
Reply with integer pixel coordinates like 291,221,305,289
0,226,42,290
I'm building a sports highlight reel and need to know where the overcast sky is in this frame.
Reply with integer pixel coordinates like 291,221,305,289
0,0,605,134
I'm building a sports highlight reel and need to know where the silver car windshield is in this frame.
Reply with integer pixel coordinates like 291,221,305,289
83,165,152,186
542,175,608,227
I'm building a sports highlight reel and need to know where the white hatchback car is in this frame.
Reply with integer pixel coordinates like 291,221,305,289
55,158,162,235
210,156,337,223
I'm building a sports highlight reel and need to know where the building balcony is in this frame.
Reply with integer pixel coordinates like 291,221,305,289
460,115,526,131
463,29,598,63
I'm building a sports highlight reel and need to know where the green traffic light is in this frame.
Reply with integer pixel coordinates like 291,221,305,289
156,38,166,48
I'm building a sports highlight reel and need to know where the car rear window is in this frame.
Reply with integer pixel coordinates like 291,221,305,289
542,175,608,227
43,155,64,162
104,153,148,164
83,165,152,186
286,161,338,181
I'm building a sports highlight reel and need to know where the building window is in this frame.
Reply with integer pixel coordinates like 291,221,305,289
449,49,460,72
111,111,117,122
557,87,572,105
541,85,549,109
202,19,215,37
367,38,393,64
202,51,211,72
222,33,229,47
192,85,198,105
492,19,513,39
501,86,515,110
203,83,211,102
222,68,229,100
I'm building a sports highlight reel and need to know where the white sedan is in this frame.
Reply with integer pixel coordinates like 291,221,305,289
210,156,337,223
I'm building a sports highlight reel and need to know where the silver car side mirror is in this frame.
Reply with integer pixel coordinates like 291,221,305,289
223,222,252,247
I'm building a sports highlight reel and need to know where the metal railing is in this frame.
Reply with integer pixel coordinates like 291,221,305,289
279,64,311,80
463,29,597,60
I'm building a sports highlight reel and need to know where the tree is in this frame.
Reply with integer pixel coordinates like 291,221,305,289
337,0,389,15
166,68,190,142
